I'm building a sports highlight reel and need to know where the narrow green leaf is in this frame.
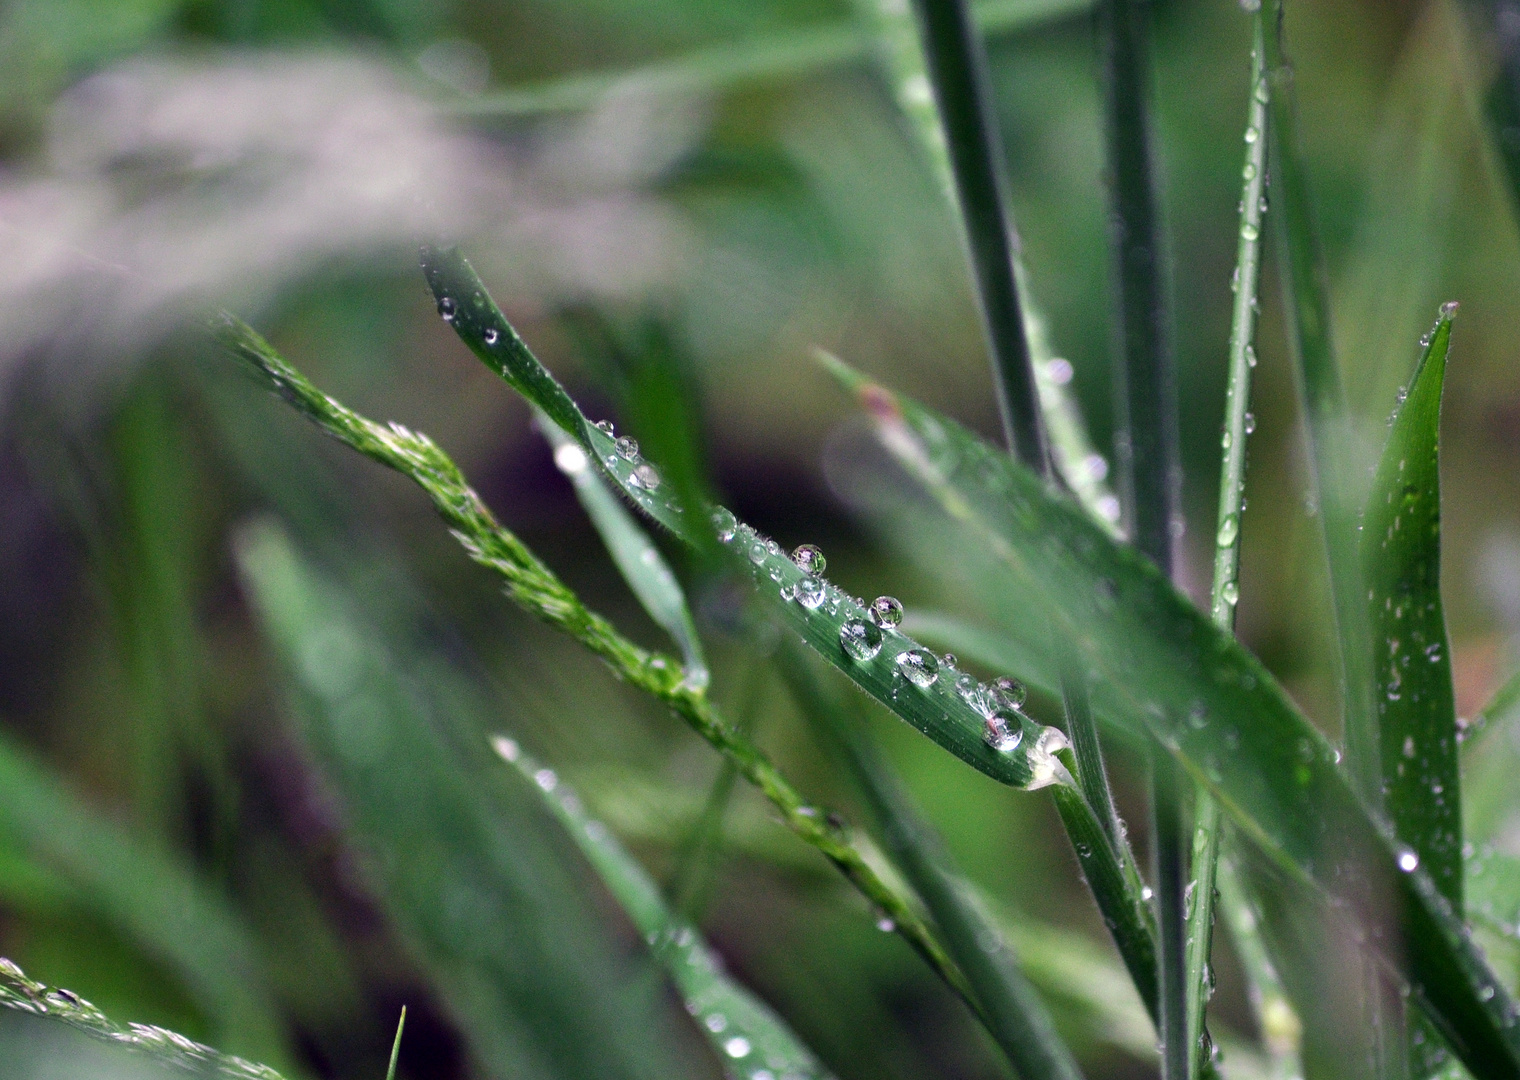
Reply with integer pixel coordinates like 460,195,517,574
419,246,1069,794
385,1007,406,1080
1467,849,1520,943
491,736,837,1080
234,521,702,1080
780,646,1085,1080
818,354,1520,1078
0,958,286,1080
541,418,708,689
1363,303,1461,909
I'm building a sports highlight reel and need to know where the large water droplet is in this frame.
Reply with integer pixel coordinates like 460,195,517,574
869,596,903,629
794,576,826,610
1440,300,1459,320
1241,222,1259,242
615,436,640,461
747,541,767,566
712,508,737,542
791,544,826,574
595,420,615,436
631,463,661,490
983,710,1023,753
840,619,883,661
1217,514,1239,547
1396,846,1420,873
1244,126,1260,144
724,1037,752,1059
993,676,1026,709
895,649,939,687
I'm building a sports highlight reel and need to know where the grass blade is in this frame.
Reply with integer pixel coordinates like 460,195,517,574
418,247,1069,793
1363,303,1461,909
216,321,978,1022
491,736,838,1080
819,354,1520,1078
1214,856,1303,1080
0,959,286,1080
780,645,1085,1080
384,1008,406,1080
541,418,708,688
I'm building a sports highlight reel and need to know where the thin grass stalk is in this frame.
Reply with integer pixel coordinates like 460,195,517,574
1096,0,1186,1075
1214,858,1302,1080
384,1008,406,1080
216,315,979,1014
782,648,1085,1080
1185,18,1287,1079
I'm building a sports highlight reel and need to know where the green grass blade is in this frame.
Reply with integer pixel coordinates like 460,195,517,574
0,959,286,1080
541,418,708,689
454,0,1092,118
235,521,701,1080
780,646,1085,1080
384,1007,405,1080
1363,304,1461,910
819,354,1520,1078
491,736,838,1080
1467,849,1520,944
0,733,287,1065
1467,665,1520,745
1214,855,1303,1080
216,321,976,1020
418,246,1069,793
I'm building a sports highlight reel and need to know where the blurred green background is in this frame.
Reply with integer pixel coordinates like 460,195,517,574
2,0,1520,1078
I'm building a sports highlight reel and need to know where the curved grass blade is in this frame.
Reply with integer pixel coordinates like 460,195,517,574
780,645,1085,1080
819,354,1520,1078
216,324,975,1021
541,418,708,689
491,736,837,1080
1463,665,1520,748
0,958,286,1080
384,1008,406,1080
419,246,1067,793
1363,303,1461,909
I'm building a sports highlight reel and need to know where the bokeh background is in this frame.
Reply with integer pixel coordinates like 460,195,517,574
2,0,1520,1078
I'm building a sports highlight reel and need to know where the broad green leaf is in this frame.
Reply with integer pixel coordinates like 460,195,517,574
0,958,286,1080
815,354,1520,1077
419,246,1068,794
541,418,708,688
490,735,836,1080
1363,304,1461,909
0,733,286,1065
235,520,702,1080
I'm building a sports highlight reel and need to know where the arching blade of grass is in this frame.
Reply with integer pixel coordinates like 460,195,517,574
454,0,1092,118
780,644,1085,1080
0,958,287,1080
217,324,978,1022
491,735,838,1080
540,418,707,689
818,354,1520,1078
418,247,1067,793
235,521,703,1080
1362,304,1461,909
0,733,287,1066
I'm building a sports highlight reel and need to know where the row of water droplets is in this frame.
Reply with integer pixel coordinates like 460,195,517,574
709,510,1046,759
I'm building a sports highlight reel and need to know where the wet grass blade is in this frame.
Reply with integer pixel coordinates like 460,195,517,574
1363,303,1461,909
418,247,1069,793
216,319,976,1019
780,645,1085,1080
491,736,838,1080
0,958,286,1080
384,1008,405,1080
541,418,708,689
818,354,1520,1078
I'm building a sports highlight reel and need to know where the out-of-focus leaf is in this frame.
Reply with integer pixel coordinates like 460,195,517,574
420,246,1068,793
234,520,703,1080
1467,850,1520,943
0,959,285,1080
0,734,286,1065
815,352,1520,1078
1363,304,1460,908
491,736,836,1080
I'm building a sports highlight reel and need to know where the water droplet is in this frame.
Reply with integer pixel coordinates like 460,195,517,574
747,541,767,566
712,508,737,542
869,596,904,629
1424,642,1442,663
1217,514,1239,547
595,420,615,436
1481,985,1497,1002
437,296,456,321
791,544,826,574
993,676,1027,709
554,442,589,474
1397,846,1420,873
1221,429,1233,449
1231,267,1241,293
1242,161,1257,181
895,649,939,688
706,1014,729,1033
794,576,826,610
840,619,883,661
1245,344,1257,368
1253,73,1269,99
876,916,896,932
1403,735,1416,759
1141,886,1154,901
1241,222,1259,242
1244,126,1260,144
483,327,499,345
631,463,661,490
1222,580,1239,606
983,710,1024,753
615,436,640,461
1440,300,1459,320
535,768,558,792
725,1037,752,1059
1419,332,1432,348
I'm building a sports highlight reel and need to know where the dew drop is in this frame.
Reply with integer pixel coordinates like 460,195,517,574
483,327,499,345
595,420,615,436
794,576,826,610
1440,300,1459,320
869,596,904,629
983,709,1024,753
615,436,640,461
1244,126,1260,144
725,1037,752,1059
1216,514,1239,547
706,1014,729,1033
791,544,826,574
1243,413,1256,435
1242,161,1257,181
437,296,456,321
993,676,1027,709
1241,222,1260,242
1221,429,1233,450
747,541,768,566
631,463,661,490
895,649,940,688
876,916,896,932
1396,846,1420,873
1245,344,1257,368
1253,72,1269,100
712,508,738,542
840,619,883,661
1221,580,1239,606
554,442,589,474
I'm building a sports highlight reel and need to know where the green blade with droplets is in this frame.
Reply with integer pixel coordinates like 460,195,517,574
420,245,1067,794
490,736,837,1080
